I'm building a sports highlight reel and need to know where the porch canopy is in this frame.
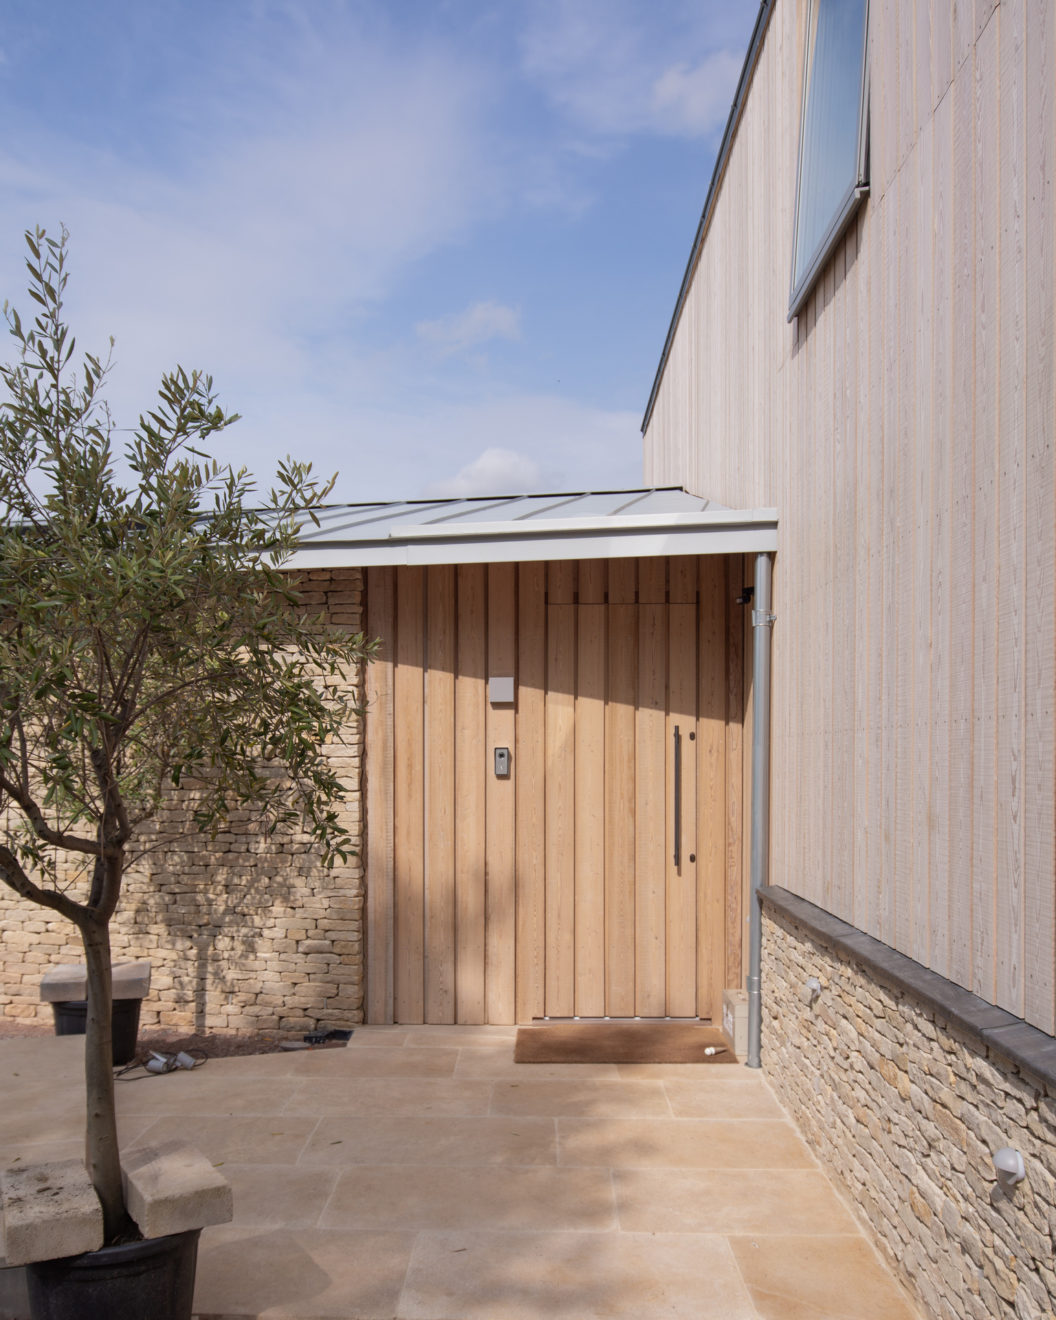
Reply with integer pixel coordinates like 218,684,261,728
284,487,778,569
290,487,779,1029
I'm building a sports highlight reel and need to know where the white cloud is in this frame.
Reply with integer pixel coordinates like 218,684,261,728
332,392,642,502
424,446,541,498
651,52,744,138
0,14,502,428
518,0,745,141
416,301,521,358
0,3,734,505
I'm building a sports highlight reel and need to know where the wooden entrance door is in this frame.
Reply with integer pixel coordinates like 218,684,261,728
365,556,744,1025
544,559,704,1019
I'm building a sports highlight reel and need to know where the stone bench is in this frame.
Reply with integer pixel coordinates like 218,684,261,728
40,961,152,1066
39,961,151,1003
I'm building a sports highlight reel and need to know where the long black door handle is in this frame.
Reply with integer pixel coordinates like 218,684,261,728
673,724,682,868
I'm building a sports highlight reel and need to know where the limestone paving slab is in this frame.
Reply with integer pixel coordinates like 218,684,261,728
220,1163,341,1228
490,1078,672,1118
321,1164,617,1232
728,1234,922,1320
0,1141,85,1173
0,1093,84,1150
180,1049,321,1078
193,1225,415,1318
614,1059,764,1079
397,1229,760,1320
454,1051,620,1080
115,1071,302,1117
400,1026,517,1048
284,1045,459,1077
559,1116,815,1169
0,1035,84,1085
217,1044,460,1079
663,1076,789,1119
343,1026,411,1046
281,1076,493,1117
615,1167,861,1235
134,1114,319,1166
299,1115,558,1167
0,1113,155,1164
0,1109,83,1155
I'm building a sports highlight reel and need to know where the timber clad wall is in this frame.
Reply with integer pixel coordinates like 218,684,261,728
365,556,751,1025
0,568,367,1033
644,0,1056,1034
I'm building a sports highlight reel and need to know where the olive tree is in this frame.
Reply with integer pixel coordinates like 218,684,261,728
0,227,374,1241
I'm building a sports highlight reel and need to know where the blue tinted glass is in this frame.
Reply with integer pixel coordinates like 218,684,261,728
791,0,868,301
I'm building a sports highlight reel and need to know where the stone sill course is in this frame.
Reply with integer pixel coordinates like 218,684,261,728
760,886,1056,1094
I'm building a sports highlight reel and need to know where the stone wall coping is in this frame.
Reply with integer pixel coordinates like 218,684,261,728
40,961,152,1003
760,886,1056,1093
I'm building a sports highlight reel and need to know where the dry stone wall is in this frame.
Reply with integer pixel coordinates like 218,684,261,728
763,902,1056,1320
0,567,368,1036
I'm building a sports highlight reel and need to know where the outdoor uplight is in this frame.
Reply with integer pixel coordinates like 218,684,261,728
992,1147,1026,1188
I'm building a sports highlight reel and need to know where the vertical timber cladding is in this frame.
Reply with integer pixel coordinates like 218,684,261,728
365,556,746,1024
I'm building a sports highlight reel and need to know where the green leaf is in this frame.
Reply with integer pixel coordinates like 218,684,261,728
0,223,373,987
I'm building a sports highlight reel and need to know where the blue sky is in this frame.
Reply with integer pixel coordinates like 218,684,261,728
0,1,758,503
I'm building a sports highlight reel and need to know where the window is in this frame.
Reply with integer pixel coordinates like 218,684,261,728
788,0,870,318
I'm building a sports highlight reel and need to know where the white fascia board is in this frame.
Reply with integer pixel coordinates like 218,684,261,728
284,514,778,569
396,508,777,539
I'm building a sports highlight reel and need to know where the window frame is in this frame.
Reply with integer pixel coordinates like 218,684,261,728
787,0,871,320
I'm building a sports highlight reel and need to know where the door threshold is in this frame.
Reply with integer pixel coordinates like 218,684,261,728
531,1015,714,1024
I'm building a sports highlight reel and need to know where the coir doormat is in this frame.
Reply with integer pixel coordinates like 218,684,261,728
513,1021,737,1064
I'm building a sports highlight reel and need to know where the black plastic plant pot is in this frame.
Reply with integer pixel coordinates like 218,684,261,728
25,1228,200,1320
50,997,142,1066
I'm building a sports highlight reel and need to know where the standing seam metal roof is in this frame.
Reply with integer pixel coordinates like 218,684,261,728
284,487,777,568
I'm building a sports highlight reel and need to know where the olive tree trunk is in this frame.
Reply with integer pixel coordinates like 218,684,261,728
80,918,130,1241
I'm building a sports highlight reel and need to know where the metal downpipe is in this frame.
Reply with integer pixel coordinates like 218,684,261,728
746,552,774,1069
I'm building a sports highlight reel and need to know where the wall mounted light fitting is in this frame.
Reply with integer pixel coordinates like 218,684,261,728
992,1147,1026,1188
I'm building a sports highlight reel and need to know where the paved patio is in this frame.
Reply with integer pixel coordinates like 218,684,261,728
1,1026,922,1319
